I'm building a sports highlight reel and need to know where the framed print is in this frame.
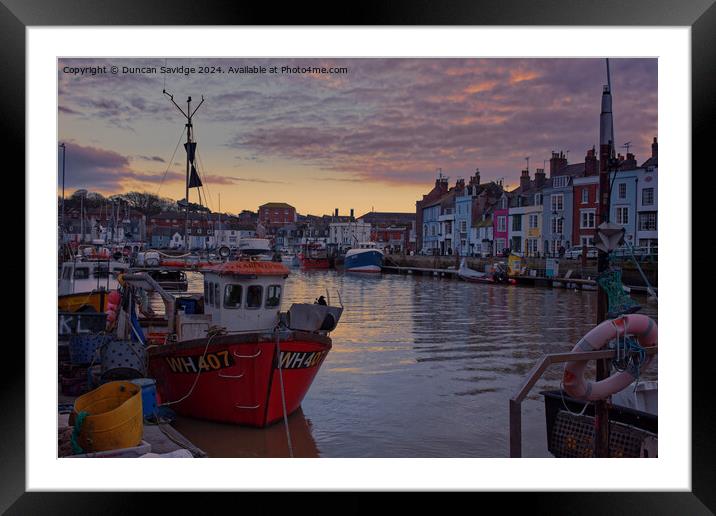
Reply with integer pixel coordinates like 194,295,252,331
6,0,713,512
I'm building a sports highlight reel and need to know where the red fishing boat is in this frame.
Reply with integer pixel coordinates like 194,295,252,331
298,243,330,269
119,261,343,427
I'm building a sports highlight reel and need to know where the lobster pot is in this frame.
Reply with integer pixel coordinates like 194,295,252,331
100,339,146,382
68,334,110,365
542,390,658,458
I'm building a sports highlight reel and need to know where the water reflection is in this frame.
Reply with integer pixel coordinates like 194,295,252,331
172,408,319,458
166,270,656,457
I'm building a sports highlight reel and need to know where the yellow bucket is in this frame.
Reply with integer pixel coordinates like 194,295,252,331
70,380,143,452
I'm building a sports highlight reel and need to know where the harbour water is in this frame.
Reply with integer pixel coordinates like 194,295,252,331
168,270,657,458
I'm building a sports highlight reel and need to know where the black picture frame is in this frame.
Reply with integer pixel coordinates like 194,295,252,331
6,1,711,513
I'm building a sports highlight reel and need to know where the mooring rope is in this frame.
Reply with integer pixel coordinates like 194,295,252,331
160,333,217,407
274,326,294,458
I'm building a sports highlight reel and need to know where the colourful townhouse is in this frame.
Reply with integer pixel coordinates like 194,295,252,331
508,168,547,256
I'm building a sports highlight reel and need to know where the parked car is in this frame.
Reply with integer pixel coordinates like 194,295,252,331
563,246,598,259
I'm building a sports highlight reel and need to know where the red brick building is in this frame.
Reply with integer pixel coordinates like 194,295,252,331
571,148,600,248
371,226,408,254
258,202,297,227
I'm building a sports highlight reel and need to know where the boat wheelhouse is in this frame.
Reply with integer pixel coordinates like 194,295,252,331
58,247,130,312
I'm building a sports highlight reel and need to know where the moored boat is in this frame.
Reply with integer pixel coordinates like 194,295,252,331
120,260,343,427
457,258,516,285
238,238,273,262
59,244,130,312
298,243,330,269
344,243,383,273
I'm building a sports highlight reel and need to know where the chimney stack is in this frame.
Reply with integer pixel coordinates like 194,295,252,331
651,137,658,158
549,151,568,177
455,178,465,192
469,168,481,186
585,147,598,176
519,169,530,191
622,152,637,170
534,168,546,188
350,208,354,219
334,208,339,217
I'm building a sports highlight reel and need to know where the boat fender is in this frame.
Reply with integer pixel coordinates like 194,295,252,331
563,314,657,401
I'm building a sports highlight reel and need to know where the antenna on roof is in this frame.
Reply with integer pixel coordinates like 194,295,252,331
622,141,632,154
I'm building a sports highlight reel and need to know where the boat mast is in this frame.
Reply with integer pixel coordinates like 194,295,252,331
163,89,205,251
595,57,617,458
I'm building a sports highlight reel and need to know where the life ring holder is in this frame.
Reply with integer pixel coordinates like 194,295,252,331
562,313,657,401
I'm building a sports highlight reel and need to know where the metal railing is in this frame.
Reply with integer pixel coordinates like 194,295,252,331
509,346,658,458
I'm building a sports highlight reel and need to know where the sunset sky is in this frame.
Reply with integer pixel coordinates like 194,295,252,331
58,58,657,216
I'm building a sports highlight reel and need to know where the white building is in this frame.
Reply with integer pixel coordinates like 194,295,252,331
635,161,658,253
328,220,372,252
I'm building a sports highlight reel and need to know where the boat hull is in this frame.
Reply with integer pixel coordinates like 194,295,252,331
147,332,331,427
344,249,383,273
299,256,330,269
58,291,107,313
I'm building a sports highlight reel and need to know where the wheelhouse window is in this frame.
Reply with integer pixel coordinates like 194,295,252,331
94,265,110,278
224,284,243,309
266,285,282,308
206,281,213,306
62,266,72,279
246,285,263,309
214,283,220,308
73,268,89,279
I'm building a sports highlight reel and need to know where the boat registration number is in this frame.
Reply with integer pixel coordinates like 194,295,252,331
278,350,328,370
165,350,233,374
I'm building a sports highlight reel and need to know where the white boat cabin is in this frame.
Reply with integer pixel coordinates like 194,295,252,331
59,259,129,295
200,261,288,334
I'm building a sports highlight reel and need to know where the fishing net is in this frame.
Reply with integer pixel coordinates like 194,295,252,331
595,267,641,319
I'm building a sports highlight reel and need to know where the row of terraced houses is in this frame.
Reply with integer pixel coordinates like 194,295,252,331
415,138,658,258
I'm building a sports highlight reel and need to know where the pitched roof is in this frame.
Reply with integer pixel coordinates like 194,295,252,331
259,202,295,209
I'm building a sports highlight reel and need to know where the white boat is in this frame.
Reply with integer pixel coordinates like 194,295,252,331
237,238,274,261
59,246,129,297
457,258,515,285
280,249,297,265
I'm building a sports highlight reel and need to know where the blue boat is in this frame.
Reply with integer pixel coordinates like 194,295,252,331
344,244,383,273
